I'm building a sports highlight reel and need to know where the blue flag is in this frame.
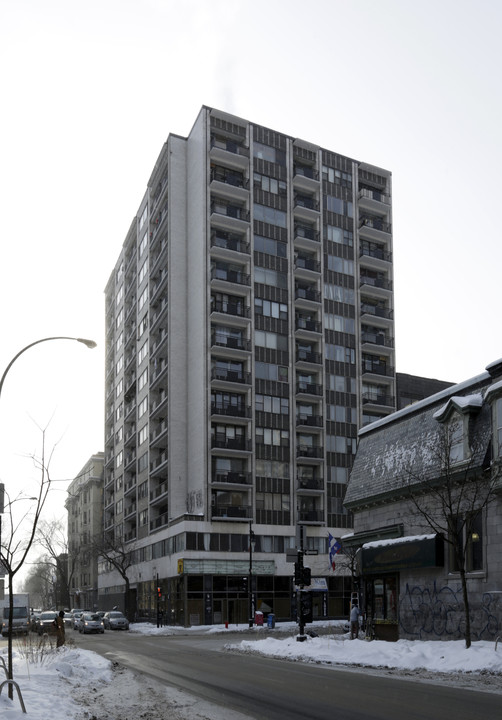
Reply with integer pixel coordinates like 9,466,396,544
328,533,342,570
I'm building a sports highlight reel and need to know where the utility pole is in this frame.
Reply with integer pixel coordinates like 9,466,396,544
295,525,311,642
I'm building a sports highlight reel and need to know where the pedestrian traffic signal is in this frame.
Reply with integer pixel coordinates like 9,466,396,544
294,562,311,587
300,592,313,623
302,566,311,586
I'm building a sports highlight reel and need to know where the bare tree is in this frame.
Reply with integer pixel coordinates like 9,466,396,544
0,432,54,698
90,532,135,619
36,518,75,608
405,421,499,648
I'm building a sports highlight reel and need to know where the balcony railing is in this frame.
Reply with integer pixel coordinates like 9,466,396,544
361,303,393,320
294,165,319,181
295,256,321,273
211,266,251,286
298,509,324,523
296,414,323,427
294,195,319,212
211,504,252,519
211,232,250,255
150,480,168,501
359,216,392,234
212,471,252,484
296,348,322,365
211,333,250,352
211,298,251,318
360,245,392,263
360,275,393,291
295,317,322,333
295,286,321,303
150,512,169,531
296,381,323,396
294,224,320,242
211,403,251,418
297,476,324,490
362,393,395,407
211,435,251,451
358,188,390,205
362,363,395,378
361,331,394,348
211,201,250,222
296,445,324,459
211,367,251,384
210,167,247,189
210,135,249,158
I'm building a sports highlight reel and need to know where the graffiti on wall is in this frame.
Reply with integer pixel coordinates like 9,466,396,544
399,581,501,640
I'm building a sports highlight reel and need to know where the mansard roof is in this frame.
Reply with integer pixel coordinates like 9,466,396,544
345,366,497,510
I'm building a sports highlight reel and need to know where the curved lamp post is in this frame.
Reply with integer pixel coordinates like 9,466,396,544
0,335,96,699
0,336,97,400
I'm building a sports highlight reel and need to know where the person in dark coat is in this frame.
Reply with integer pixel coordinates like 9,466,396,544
55,610,65,647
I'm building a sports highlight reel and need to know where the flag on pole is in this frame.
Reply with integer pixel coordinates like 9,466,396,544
328,533,342,571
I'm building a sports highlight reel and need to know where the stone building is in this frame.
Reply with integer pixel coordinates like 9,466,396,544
344,359,502,641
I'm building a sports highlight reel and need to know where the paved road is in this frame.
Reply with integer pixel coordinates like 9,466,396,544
73,630,500,720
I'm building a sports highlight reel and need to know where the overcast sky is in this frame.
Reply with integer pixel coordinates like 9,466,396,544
1,0,501,540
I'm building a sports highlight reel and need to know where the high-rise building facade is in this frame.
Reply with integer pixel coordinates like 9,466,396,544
101,107,395,624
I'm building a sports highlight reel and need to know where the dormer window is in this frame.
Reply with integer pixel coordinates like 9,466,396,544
483,378,502,459
433,393,483,465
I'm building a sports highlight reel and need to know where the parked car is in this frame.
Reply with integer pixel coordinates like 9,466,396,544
103,611,129,630
72,610,84,631
79,612,105,634
37,611,58,635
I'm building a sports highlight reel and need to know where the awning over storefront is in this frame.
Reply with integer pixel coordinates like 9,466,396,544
360,534,444,575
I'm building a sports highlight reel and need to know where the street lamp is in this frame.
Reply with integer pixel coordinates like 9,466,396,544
0,335,96,699
248,521,256,628
0,336,97,400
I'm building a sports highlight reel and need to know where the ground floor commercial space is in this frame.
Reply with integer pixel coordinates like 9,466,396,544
102,572,355,626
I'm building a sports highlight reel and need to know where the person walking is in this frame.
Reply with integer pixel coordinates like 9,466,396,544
350,600,360,640
55,610,66,647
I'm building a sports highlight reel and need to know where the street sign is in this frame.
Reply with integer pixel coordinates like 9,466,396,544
304,549,318,555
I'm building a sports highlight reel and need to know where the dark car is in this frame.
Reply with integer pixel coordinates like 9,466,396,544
37,611,58,635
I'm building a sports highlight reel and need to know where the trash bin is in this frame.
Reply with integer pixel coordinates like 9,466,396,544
267,613,275,629
254,611,264,626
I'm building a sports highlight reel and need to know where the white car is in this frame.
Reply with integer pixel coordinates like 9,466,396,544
79,612,105,634
103,611,129,630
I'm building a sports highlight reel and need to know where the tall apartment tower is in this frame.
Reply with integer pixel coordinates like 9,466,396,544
102,107,395,624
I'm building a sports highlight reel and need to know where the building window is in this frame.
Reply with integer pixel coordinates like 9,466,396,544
256,428,289,447
255,362,288,382
254,266,287,289
450,512,483,572
139,509,148,526
449,416,465,464
253,204,287,228
139,425,148,446
255,394,289,415
254,297,287,320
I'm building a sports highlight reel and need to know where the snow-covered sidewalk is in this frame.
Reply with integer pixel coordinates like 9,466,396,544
1,622,501,719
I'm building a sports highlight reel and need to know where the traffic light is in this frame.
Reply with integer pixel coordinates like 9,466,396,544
294,561,311,587
300,592,313,623
302,566,311,586
157,586,162,599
